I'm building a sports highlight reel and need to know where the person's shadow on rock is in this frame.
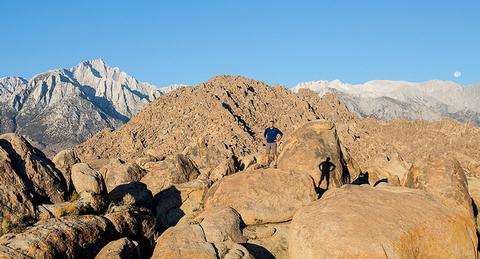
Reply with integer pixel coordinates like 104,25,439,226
319,157,335,190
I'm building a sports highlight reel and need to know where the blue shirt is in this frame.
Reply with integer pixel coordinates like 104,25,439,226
264,127,283,143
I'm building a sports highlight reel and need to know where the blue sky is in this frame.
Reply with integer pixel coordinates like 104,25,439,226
1,0,479,87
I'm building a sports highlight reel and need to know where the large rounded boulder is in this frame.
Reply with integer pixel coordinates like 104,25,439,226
288,184,478,259
402,156,472,214
277,120,360,190
140,154,200,195
0,215,117,259
204,168,317,225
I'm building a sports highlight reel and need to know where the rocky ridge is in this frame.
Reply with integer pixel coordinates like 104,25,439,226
74,75,355,161
0,59,182,155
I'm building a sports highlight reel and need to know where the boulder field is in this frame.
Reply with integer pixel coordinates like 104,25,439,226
2,76,480,258
2,117,480,259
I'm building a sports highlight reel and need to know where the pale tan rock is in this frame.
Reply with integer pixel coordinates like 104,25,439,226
243,225,276,240
104,211,138,238
209,157,235,181
277,120,360,190
1,134,70,235
94,237,141,259
0,215,116,259
238,155,256,171
196,206,246,243
245,222,290,259
71,163,105,195
183,137,229,171
211,242,254,259
99,159,146,192
135,156,157,167
146,149,164,161
140,154,200,195
52,149,80,192
155,179,212,227
204,168,317,225
84,158,111,172
402,156,473,215
288,185,478,259
366,154,411,186
333,116,480,184
151,223,215,259
70,75,480,197
151,223,253,259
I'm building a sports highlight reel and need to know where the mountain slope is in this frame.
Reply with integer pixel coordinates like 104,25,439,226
0,59,180,154
0,76,31,134
293,80,480,125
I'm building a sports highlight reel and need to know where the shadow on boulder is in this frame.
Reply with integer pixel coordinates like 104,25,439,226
243,243,276,259
351,172,369,185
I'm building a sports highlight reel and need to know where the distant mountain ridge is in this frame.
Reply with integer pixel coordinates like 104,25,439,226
292,80,480,126
0,59,184,155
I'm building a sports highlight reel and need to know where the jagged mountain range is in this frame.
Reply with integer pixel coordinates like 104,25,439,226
0,59,184,155
292,80,480,126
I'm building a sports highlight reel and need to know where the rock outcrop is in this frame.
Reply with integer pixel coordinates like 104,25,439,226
245,222,290,259
98,159,146,192
0,133,67,235
402,156,473,214
0,146,35,236
140,154,200,195
0,133,66,203
288,185,478,259
150,223,253,259
52,149,81,193
277,119,360,189
204,168,317,225
71,163,106,196
195,206,246,243
4,74,480,258
94,237,141,259
0,215,117,259
155,179,212,227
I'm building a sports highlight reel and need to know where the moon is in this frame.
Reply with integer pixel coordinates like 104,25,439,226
454,71,461,78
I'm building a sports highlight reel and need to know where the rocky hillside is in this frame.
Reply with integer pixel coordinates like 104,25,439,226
0,59,181,155
293,79,480,126
74,75,355,162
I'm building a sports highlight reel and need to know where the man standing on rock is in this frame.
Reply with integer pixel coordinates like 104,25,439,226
264,120,283,168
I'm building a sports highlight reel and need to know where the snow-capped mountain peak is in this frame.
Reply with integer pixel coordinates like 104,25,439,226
293,79,480,125
0,59,184,155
